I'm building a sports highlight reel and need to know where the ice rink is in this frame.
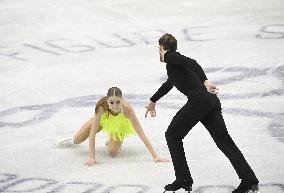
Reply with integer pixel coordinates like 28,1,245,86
0,0,284,192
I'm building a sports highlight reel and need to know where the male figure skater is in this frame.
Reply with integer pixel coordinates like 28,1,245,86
145,33,259,193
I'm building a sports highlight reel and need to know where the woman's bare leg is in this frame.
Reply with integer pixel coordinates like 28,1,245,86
107,137,123,157
74,117,101,144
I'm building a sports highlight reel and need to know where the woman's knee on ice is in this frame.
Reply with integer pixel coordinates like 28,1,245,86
108,148,120,157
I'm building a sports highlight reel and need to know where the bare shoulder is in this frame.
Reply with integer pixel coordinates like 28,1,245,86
122,100,133,110
95,106,106,116
122,100,135,117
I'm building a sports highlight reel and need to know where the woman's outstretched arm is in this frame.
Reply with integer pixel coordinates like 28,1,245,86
85,107,104,166
124,102,169,163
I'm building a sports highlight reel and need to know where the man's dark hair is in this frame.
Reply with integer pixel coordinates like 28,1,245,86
158,33,177,51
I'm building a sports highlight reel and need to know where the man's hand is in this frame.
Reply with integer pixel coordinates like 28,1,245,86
145,101,157,118
204,80,219,94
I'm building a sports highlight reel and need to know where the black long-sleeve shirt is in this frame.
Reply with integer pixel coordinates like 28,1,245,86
150,51,207,102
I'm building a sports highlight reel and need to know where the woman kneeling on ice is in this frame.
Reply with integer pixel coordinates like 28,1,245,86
56,87,169,166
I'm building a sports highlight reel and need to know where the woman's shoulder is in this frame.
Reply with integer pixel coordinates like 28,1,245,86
96,106,107,116
122,100,135,117
122,100,133,109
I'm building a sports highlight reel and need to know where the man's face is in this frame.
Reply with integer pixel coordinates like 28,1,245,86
159,45,167,62
107,96,123,113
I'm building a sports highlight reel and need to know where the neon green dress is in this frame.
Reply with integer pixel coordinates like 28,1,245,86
100,111,136,141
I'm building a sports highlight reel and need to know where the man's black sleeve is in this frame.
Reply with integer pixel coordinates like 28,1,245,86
150,79,173,103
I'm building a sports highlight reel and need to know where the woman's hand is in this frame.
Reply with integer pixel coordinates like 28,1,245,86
84,158,100,166
153,156,170,163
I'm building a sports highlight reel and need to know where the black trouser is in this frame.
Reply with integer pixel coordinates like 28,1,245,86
165,89,258,183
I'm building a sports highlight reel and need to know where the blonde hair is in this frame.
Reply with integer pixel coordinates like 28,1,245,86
95,96,108,114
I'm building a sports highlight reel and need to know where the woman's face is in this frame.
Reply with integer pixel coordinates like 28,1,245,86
107,96,123,113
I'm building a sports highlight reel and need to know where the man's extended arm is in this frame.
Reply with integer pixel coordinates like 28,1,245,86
150,79,173,103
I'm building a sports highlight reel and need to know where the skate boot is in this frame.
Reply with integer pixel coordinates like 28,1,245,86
232,180,260,193
163,180,193,193
55,138,77,148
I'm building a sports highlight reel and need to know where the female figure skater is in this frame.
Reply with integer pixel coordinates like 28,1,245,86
56,87,169,166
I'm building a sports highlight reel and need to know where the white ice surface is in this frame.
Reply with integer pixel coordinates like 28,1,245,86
0,0,284,192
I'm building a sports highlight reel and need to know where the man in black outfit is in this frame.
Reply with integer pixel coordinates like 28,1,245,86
145,34,259,193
